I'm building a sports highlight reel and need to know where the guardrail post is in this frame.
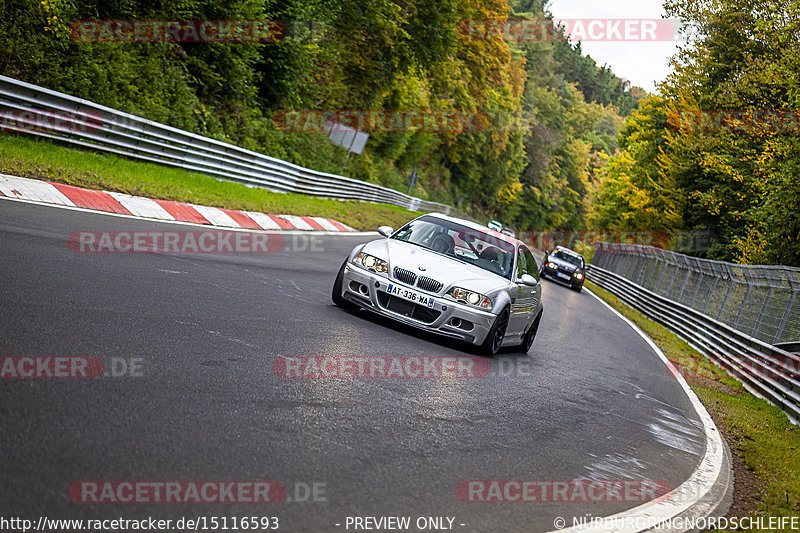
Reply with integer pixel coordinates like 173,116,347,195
703,276,719,314
717,278,734,320
689,271,705,308
636,256,647,285
753,287,773,339
677,266,693,302
736,268,759,331
644,255,659,288
733,283,753,330
666,264,680,296
655,255,670,294
774,289,798,344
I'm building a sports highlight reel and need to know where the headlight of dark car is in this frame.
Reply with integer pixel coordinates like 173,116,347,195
546,261,558,269
353,252,388,274
446,287,492,309
573,272,584,280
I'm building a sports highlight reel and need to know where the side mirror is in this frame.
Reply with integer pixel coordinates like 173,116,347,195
377,226,394,238
520,274,538,287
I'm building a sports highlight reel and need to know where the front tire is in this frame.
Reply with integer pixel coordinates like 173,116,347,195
478,307,510,357
332,261,359,311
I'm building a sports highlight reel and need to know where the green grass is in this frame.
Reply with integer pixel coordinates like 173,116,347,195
0,134,425,231
586,280,800,524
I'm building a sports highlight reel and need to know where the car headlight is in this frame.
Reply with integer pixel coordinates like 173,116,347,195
546,262,558,269
574,272,584,280
354,252,388,273
447,287,492,309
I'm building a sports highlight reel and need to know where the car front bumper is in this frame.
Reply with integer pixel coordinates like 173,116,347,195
338,263,497,345
542,266,583,286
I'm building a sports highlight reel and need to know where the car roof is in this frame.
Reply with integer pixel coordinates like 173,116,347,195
552,245,583,258
420,213,522,247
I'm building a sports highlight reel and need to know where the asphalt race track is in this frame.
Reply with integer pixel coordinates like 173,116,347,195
1,200,709,532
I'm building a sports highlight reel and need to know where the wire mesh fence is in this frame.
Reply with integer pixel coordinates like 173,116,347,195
592,243,800,346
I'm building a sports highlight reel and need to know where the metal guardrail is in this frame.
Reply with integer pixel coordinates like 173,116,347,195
0,75,460,215
587,263,800,425
592,243,800,346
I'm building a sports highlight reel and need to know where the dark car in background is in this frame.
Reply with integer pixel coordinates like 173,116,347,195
540,246,585,292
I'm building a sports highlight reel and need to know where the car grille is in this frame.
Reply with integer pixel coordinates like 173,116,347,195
416,276,442,293
377,292,441,324
393,267,417,285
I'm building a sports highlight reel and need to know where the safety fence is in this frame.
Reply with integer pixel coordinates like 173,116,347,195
588,247,800,424
592,243,800,346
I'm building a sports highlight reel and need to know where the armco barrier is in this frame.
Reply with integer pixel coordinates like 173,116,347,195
0,75,460,215
587,263,800,425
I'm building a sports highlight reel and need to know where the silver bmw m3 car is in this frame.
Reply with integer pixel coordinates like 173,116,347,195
332,213,543,356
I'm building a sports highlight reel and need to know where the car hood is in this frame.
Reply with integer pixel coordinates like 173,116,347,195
547,256,582,273
362,239,511,293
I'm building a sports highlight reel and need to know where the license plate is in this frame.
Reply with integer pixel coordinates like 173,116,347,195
387,284,435,308
557,272,571,281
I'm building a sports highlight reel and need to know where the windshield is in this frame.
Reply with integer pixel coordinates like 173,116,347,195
392,216,516,278
552,250,583,268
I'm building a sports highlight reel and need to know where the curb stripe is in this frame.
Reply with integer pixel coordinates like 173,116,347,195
52,183,131,214
266,215,297,230
243,211,282,230
107,192,175,221
153,200,210,225
0,174,357,232
311,217,340,232
0,176,76,207
327,219,353,232
190,205,240,227
300,216,327,231
277,215,314,231
219,208,261,230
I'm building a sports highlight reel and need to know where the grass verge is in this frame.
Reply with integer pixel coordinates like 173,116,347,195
586,280,800,527
0,134,425,231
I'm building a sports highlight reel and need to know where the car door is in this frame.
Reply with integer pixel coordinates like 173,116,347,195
508,246,534,337
522,247,542,320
